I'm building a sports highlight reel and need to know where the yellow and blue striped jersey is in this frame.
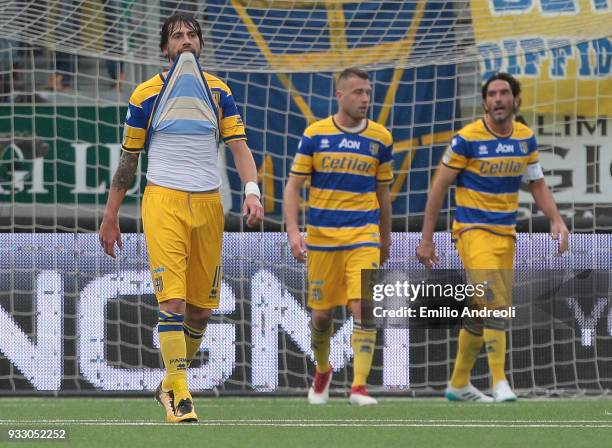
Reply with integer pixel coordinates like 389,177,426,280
122,71,246,153
441,119,539,237
290,116,394,251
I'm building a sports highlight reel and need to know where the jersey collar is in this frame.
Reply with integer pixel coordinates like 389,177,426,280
332,116,368,135
482,117,513,139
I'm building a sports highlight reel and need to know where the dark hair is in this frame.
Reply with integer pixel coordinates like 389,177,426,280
337,67,369,84
481,72,521,100
160,14,204,52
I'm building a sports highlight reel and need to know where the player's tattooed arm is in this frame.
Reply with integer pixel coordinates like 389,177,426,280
100,151,139,258
111,151,139,191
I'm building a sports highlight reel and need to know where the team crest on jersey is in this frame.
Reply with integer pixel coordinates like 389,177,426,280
519,141,529,154
153,276,164,293
478,144,488,155
369,142,380,156
311,280,324,301
320,138,330,149
212,92,221,107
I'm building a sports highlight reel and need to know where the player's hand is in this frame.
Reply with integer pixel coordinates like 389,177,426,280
551,218,569,254
99,216,122,259
380,239,391,266
288,231,307,263
416,240,439,269
243,195,264,228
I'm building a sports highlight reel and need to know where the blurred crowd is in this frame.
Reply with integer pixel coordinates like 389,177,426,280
0,1,202,102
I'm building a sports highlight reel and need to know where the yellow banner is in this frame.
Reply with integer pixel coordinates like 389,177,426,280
470,0,612,116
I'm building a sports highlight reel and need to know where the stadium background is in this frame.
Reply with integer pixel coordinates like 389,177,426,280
0,0,610,396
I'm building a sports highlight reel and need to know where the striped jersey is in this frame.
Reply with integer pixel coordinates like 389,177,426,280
290,116,394,251
122,72,246,154
121,53,246,191
442,119,539,237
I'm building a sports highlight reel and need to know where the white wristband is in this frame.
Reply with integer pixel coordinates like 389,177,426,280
245,181,261,199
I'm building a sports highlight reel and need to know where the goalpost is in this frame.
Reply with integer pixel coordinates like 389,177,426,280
0,0,610,396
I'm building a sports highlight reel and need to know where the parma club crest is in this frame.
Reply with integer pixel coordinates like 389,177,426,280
212,91,221,107
519,141,529,154
310,279,324,301
154,276,164,293
369,142,380,156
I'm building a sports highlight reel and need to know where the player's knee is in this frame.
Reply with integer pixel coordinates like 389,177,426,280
311,311,332,331
159,298,186,315
185,304,213,327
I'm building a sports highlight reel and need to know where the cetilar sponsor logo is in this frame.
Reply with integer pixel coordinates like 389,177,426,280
479,159,524,175
321,155,373,173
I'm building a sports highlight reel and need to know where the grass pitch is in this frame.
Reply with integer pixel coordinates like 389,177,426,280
0,397,611,447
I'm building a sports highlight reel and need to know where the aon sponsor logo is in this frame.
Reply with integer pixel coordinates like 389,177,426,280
496,143,514,153
339,138,361,149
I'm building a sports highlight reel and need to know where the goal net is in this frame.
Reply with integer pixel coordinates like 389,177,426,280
0,0,610,396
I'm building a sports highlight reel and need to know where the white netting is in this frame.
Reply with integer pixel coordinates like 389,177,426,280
0,0,611,395
0,1,610,72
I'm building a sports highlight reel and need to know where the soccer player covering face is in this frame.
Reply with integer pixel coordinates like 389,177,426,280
416,73,569,402
284,68,393,406
98,14,263,422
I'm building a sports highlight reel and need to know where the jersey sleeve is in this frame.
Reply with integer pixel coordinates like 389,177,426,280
376,139,394,184
523,135,544,181
441,134,470,170
527,135,539,164
121,94,148,154
289,134,315,177
216,83,247,144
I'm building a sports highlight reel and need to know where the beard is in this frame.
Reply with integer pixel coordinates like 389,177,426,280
486,104,515,123
349,107,368,121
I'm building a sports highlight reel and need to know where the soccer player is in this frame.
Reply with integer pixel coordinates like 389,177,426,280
98,14,264,422
416,72,569,402
283,68,393,406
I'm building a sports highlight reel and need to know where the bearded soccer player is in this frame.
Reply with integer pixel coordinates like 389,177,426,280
416,72,569,402
284,68,393,406
99,14,263,422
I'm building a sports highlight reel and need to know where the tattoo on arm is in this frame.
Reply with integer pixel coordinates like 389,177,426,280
111,152,139,191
